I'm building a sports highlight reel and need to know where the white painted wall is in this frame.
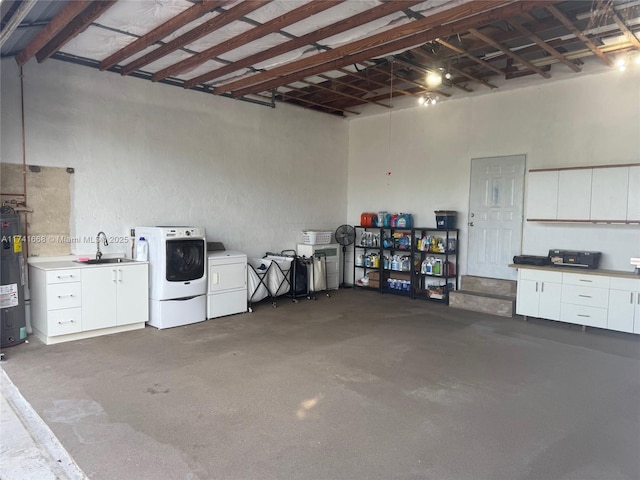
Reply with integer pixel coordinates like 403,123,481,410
1,59,348,259
348,68,640,275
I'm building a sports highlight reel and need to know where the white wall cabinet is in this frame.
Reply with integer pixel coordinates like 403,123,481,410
627,166,640,221
526,164,639,223
590,167,629,221
29,261,148,345
608,277,640,334
526,171,558,220
516,269,562,320
557,169,592,220
514,265,639,334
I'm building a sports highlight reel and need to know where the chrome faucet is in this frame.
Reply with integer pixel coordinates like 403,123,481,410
96,231,108,260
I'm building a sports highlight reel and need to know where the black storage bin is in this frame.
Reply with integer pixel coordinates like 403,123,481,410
435,210,456,230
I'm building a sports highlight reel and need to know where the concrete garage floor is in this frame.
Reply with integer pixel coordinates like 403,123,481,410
2,289,639,480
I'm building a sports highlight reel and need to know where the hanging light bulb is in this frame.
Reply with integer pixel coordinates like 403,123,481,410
426,71,442,87
444,72,452,80
417,96,426,106
634,53,640,66
616,57,627,72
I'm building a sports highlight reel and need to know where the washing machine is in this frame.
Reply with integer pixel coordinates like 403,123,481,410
135,226,206,329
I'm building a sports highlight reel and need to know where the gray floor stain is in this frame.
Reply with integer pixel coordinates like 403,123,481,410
44,399,104,424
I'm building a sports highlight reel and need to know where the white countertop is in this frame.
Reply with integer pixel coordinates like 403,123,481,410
508,263,639,279
28,255,148,271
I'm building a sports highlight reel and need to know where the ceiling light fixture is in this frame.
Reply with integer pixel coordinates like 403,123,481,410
615,52,640,72
418,94,439,107
426,71,442,87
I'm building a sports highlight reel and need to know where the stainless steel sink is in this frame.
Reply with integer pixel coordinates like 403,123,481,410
75,257,135,265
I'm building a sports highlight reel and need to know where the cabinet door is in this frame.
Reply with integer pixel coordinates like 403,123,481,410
538,281,562,321
209,261,246,293
526,171,559,219
81,267,117,331
590,167,629,221
516,278,540,317
607,289,635,333
557,169,592,220
627,165,640,221
116,264,148,326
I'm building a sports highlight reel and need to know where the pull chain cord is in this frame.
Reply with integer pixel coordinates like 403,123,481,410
387,60,393,188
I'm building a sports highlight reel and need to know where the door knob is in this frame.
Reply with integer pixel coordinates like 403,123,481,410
468,222,474,227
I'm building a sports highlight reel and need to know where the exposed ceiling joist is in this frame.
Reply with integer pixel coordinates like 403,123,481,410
15,0,93,66
151,0,343,83
4,0,639,117
120,0,270,76
183,0,423,89
467,27,552,79
99,0,226,71
508,17,582,72
215,0,516,95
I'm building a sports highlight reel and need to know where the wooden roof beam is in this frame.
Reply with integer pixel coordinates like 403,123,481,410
222,1,546,98
609,8,640,49
151,1,343,82
467,27,551,79
120,0,270,76
15,0,93,66
35,1,117,63
296,79,391,109
274,87,360,115
99,0,226,71
216,0,515,95
545,4,612,66
383,57,469,93
409,48,493,90
508,17,581,72
183,0,423,89
435,38,505,76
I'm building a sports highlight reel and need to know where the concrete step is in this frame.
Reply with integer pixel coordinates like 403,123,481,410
459,275,517,297
448,290,515,318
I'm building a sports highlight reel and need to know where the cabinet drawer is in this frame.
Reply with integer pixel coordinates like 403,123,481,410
609,277,640,291
561,303,608,328
46,282,82,309
561,284,608,308
562,272,610,288
47,308,82,336
519,269,562,283
46,269,81,284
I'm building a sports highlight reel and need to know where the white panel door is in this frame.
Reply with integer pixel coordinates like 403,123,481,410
468,155,525,280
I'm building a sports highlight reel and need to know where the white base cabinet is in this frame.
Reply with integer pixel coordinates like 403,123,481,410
207,251,247,319
516,269,562,320
514,265,640,334
607,277,640,334
29,261,148,345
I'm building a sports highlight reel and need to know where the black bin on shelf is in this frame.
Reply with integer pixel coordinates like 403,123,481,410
435,210,456,230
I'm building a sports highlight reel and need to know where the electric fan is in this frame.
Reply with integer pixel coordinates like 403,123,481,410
334,224,356,288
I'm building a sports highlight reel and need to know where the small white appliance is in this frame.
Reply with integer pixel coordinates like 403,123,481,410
135,226,206,329
207,249,247,319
